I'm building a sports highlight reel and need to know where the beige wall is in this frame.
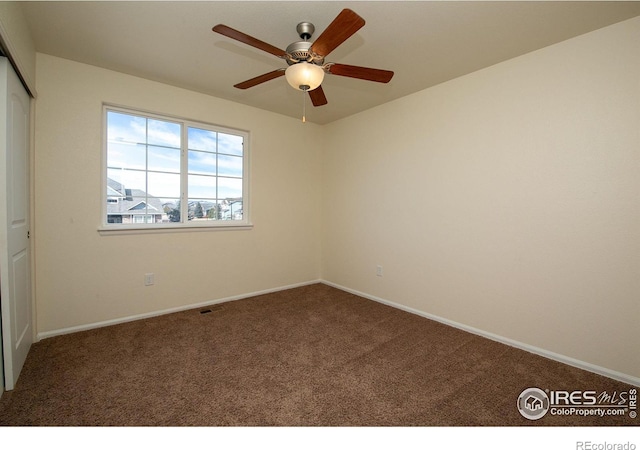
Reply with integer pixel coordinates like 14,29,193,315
34,54,323,334
0,2,36,95
322,17,640,379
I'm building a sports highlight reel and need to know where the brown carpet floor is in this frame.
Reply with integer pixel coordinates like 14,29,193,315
0,283,636,426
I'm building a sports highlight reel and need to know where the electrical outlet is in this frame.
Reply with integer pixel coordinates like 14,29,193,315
376,265,383,277
144,273,155,286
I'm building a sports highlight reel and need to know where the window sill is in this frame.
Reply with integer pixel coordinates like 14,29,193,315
98,223,253,236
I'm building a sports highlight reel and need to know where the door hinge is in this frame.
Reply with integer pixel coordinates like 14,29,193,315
27,231,30,239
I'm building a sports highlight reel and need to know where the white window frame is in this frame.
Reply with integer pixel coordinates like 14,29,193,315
99,104,251,234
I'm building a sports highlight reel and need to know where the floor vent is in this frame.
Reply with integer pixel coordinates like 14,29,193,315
200,305,223,314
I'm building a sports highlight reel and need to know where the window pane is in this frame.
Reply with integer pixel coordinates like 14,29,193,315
218,154,242,177
188,150,217,176
148,172,180,199
148,146,180,173
218,177,243,199
147,119,181,148
107,168,146,192
107,141,146,171
187,199,218,221
188,174,217,199
164,200,181,222
219,199,243,220
188,127,217,152
107,111,146,144
219,133,243,156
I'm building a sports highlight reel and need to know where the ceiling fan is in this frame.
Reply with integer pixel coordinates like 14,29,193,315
212,9,394,110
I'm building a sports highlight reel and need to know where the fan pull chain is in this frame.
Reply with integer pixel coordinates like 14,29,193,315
302,89,306,123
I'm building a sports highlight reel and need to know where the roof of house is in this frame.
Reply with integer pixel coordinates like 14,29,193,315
106,178,165,215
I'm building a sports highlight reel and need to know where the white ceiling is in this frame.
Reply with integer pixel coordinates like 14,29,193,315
20,1,640,124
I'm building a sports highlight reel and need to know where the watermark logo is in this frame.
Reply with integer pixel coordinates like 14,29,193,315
576,442,636,450
517,387,637,420
517,387,550,420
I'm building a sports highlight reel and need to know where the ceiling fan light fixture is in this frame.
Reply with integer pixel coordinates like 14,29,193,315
213,8,394,111
285,62,324,92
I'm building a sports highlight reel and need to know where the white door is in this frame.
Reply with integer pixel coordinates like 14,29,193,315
0,56,32,391
0,301,4,398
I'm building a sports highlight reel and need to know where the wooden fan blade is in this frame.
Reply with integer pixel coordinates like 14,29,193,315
213,24,287,58
309,86,328,107
234,69,285,89
310,9,365,58
326,63,394,83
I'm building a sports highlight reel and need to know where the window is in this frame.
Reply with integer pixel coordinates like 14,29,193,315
102,106,250,231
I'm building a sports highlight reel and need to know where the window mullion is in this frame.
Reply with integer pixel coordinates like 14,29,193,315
215,132,219,210
145,118,150,222
181,124,189,223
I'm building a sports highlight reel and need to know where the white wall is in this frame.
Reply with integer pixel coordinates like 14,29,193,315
322,17,640,380
34,54,323,334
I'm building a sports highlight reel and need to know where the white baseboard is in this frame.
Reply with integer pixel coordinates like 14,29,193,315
321,280,640,388
36,279,322,341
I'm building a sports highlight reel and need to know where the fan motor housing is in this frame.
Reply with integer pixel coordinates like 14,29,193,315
285,41,324,66
286,22,324,66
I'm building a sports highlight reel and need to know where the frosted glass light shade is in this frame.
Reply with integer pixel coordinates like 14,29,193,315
285,62,325,91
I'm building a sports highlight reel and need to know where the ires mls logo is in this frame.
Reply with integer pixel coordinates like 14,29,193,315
517,388,550,420
517,387,637,420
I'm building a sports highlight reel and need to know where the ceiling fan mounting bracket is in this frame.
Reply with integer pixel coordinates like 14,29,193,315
296,22,315,40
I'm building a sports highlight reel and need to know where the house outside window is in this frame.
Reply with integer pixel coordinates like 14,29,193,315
102,106,250,232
